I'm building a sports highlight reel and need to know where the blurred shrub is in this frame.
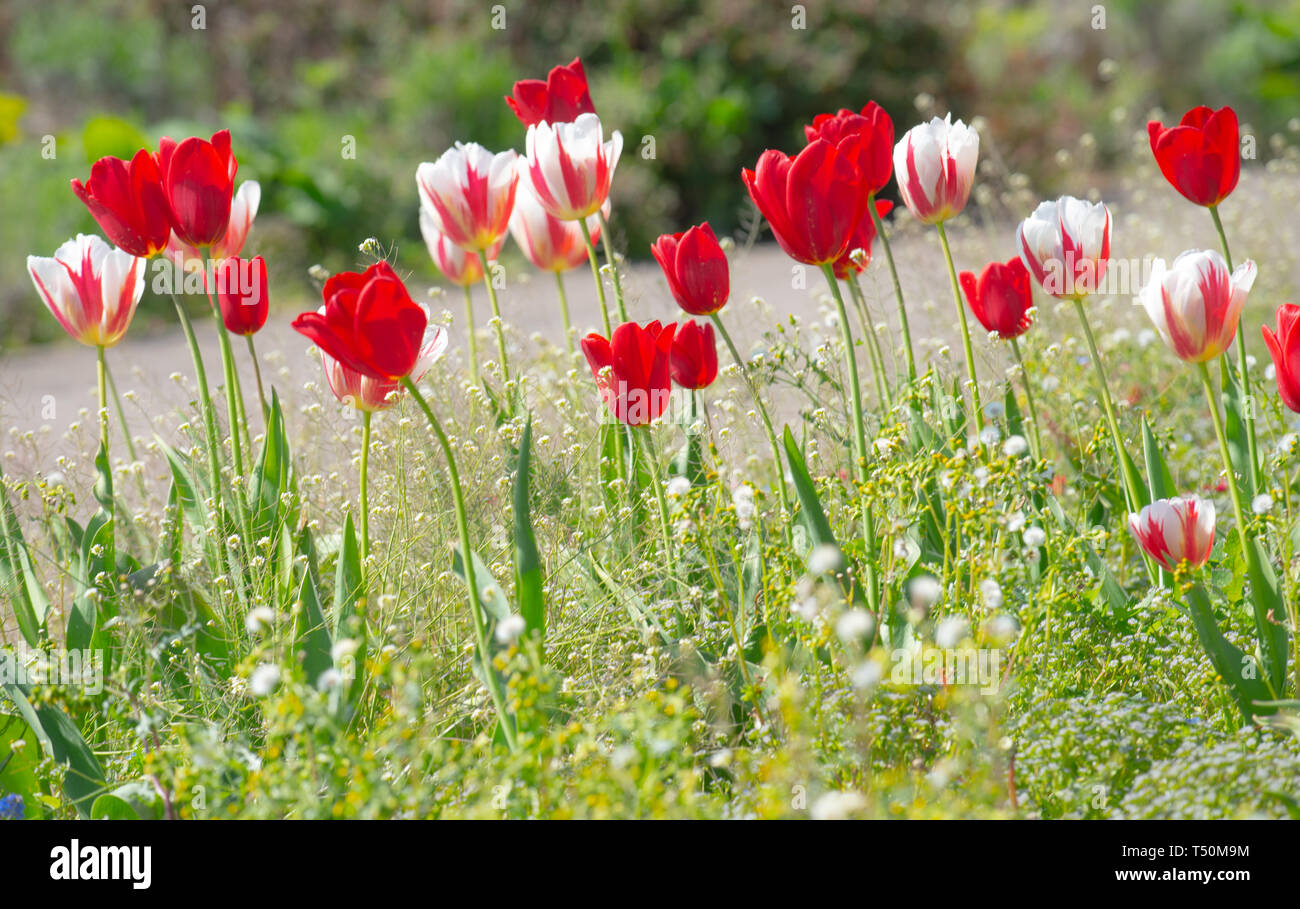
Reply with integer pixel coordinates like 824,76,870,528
2,0,1298,345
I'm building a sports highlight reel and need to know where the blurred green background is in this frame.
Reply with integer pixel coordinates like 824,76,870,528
1,0,1298,346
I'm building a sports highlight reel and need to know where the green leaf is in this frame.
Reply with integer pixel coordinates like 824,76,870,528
332,512,364,635
513,418,545,643
1045,493,1130,622
0,474,50,646
1185,582,1274,721
290,524,333,686
1004,383,1025,441
1219,356,1256,498
0,654,106,818
1141,416,1175,502
782,425,837,551
249,391,296,542
0,713,43,816
452,547,511,628
91,781,163,820
1241,536,1290,694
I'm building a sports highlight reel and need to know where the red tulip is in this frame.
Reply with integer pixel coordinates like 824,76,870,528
581,320,677,426
804,101,894,196
651,222,730,316
831,199,894,280
158,129,238,248
71,150,172,257
1147,106,1240,207
292,261,428,381
506,57,596,127
958,256,1034,340
670,319,718,390
323,327,449,412
742,138,866,266
1262,303,1300,413
215,255,269,336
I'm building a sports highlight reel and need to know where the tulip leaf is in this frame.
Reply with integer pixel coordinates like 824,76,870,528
0,652,106,818
0,471,50,647
91,781,163,820
1219,356,1256,498
1241,535,1290,695
513,418,545,643
249,391,296,543
1004,383,1024,441
332,512,364,635
1185,582,1274,721
1045,493,1129,622
290,523,333,687
782,425,837,552
1141,416,1176,503
452,547,512,627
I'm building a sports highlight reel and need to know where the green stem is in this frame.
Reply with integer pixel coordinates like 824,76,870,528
709,314,793,546
170,294,222,512
401,376,518,752
554,269,576,362
636,427,676,571
95,345,108,459
359,409,372,577
935,221,983,429
595,210,629,323
820,265,880,613
245,334,269,421
1009,337,1044,462
868,194,916,382
1210,203,1261,493
579,219,613,336
847,275,890,407
477,250,512,396
461,283,480,388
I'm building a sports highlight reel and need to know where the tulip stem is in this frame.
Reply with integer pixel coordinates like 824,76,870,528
104,360,149,504
578,219,613,337
820,265,880,614
636,427,677,573
95,345,109,460
595,211,629,323
846,275,891,407
935,221,983,429
1197,359,1285,698
476,251,512,401
1210,203,1261,493
554,270,576,362
1008,338,1044,462
359,409,372,577
461,284,480,388
245,334,269,421
868,194,916,383
401,376,517,752
708,314,793,547
171,295,222,511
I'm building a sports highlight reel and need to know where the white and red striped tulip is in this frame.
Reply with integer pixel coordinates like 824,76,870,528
1127,496,1215,573
891,114,979,225
416,143,518,252
1137,249,1256,363
419,209,503,287
524,113,622,221
27,233,145,348
509,161,606,272
1017,195,1111,299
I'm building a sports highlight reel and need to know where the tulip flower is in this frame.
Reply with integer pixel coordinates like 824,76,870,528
71,150,171,258
742,137,867,265
215,255,269,336
166,180,260,269
322,325,448,413
27,233,145,348
651,222,729,316
508,170,604,273
581,320,676,426
158,129,238,248
524,113,623,222
1262,303,1300,413
831,200,894,280
959,256,1034,340
1148,106,1240,208
416,143,519,252
1137,249,1256,363
506,57,596,127
804,101,894,196
892,114,979,225
292,261,429,381
1017,195,1111,300
1127,496,1215,573
669,319,718,390
420,209,502,287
